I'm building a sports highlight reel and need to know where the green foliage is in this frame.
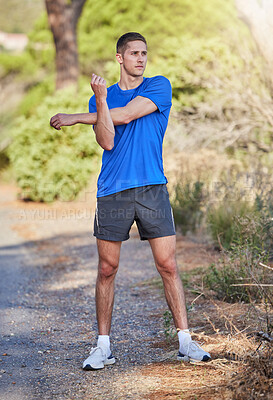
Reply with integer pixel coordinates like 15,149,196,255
163,310,177,342
204,213,272,303
0,13,50,80
8,84,101,202
172,180,206,234
27,13,55,71
0,52,37,79
147,36,242,108
207,200,256,249
204,263,250,303
78,0,237,68
19,79,55,117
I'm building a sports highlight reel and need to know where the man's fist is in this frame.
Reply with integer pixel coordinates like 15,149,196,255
50,113,77,130
91,74,107,100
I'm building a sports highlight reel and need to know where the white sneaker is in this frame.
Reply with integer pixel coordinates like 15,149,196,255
178,340,211,364
82,346,115,370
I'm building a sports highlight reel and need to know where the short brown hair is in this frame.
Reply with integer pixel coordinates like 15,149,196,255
116,32,147,55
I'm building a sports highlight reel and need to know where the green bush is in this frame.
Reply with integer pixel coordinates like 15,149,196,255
204,263,250,303
207,200,256,249
146,36,242,109
78,0,237,63
171,180,206,234
8,84,101,202
0,52,37,79
162,310,177,342
18,78,55,117
204,213,272,303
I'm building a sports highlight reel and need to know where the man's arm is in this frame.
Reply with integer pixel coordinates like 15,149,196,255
91,74,115,151
50,95,157,128
50,75,115,151
50,112,97,130
110,96,157,124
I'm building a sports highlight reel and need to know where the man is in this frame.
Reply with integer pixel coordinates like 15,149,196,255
50,32,211,370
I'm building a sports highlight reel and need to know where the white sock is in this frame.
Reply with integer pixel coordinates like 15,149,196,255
177,329,191,352
97,335,111,357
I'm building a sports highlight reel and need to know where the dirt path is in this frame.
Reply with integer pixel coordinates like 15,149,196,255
0,184,243,400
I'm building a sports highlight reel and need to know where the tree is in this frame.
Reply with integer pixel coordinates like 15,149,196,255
45,0,87,90
235,0,273,88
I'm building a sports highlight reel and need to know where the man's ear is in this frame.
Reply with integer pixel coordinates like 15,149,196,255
116,53,123,65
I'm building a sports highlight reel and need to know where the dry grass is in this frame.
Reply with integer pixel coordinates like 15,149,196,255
141,329,272,400
141,272,273,400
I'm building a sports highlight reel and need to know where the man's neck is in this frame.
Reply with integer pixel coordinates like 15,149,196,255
118,73,143,90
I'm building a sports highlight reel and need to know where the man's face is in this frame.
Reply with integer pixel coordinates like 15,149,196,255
117,40,148,77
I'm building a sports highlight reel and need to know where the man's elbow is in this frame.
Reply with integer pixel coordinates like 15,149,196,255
103,143,114,151
97,138,114,151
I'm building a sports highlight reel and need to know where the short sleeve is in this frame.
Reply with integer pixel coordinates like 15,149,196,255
89,94,97,113
138,76,172,113
88,95,97,131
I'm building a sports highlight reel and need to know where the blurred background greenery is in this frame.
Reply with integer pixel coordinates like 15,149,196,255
0,0,273,255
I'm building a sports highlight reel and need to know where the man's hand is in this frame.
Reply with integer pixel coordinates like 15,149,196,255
91,74,107,101
50,113,78,130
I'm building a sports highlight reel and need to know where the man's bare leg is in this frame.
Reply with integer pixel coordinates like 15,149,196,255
96,238,122,335
82,238,121,370
148,235,188,330
149,235,211,362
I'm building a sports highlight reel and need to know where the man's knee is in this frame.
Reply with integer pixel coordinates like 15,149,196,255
98,258,119,279
157,257,178,277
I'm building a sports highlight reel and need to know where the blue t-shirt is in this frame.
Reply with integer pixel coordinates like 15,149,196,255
89,75,172,197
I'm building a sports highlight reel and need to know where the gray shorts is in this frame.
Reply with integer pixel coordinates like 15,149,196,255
94,184,176,241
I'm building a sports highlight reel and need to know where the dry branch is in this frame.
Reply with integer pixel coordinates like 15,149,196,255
259,262,273,272
231,283,273,287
